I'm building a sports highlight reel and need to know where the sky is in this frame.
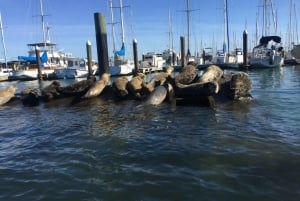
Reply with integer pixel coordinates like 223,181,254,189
0,0,298,62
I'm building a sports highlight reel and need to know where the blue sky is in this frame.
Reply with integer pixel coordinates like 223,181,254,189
0,0,297,61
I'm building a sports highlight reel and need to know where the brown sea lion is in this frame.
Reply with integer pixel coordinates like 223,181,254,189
127,73,147,99
198,65,223,93
0,86,17,106
82,73,110,98
146,66,174,92
175,64,198,85
112,76,129,98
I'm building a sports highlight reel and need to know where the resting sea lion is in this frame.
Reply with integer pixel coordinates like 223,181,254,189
175,64,198,85
145,85,167,105
0,86,17,106
146,66,174,92
42,80,61,101
198,65,223,93
82,73,110,98
112,76,129,98
127,73,146,99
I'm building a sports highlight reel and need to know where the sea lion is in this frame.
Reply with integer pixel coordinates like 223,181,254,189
146,66,174,92
58,78,96,96
42,80,61,101
21,88,40,106
198,65,223,93
82,73,110,98
0,86,17,106
127,73,147,99
112,76,129,98
175,64,198,85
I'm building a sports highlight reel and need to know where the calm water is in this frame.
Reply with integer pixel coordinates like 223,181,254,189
0,66,300,201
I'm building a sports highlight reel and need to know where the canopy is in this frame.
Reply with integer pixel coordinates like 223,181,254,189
18,51,48,64
259,36,281,45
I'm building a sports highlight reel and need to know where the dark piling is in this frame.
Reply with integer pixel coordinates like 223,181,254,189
86,40,93,78
35,46,42,81
180,36,186,68
133,38,138,76
243,30,248,66
94,13,109,77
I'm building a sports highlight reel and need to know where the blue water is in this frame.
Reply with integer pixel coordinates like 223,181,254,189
0,66,300,201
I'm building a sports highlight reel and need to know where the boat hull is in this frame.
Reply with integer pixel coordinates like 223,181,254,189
250,55,284,68
8,69,55,81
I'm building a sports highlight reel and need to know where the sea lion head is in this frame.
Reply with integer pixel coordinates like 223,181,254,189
101,73,111,85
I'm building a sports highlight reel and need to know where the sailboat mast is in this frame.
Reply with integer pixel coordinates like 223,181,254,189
186,0,191,56
226,0,229,53
119,0,125,45
223,0,227,53
39,0,47,45
109,0,116,53
0,12,7,70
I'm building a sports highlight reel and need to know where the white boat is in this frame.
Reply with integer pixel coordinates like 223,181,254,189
0,12,9,81
249,1,284,68
249,36,284,68
9,0,87,80
107,0,135,76
53,58,98,79
291,44,300,63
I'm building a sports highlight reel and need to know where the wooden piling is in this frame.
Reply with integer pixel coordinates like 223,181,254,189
35,46,42,81
180,36,186,68
133,38,138,76
243,30,248,66
202,49,206,64
94,13,109,77
172,52,176,66
86,40,93,77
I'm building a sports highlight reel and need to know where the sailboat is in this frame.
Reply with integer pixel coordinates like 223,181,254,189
249,0,284,68
288,0,300,64
0,12,9,81
211,0,243,68
108,0,134,76
9,0,95,80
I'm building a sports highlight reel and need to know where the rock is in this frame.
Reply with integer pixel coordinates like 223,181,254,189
229,72,252,101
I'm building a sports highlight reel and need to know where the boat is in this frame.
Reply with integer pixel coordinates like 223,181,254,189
140,52,165,73
249,36,284,68
291,44,300,63
8,0,89,80
53,57,98,79
0,12,9,81
284,0,299,65
211,0,243,69
108,0,135,76
249,0,284,68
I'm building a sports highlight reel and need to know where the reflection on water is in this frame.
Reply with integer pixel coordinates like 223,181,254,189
0,65,300,200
